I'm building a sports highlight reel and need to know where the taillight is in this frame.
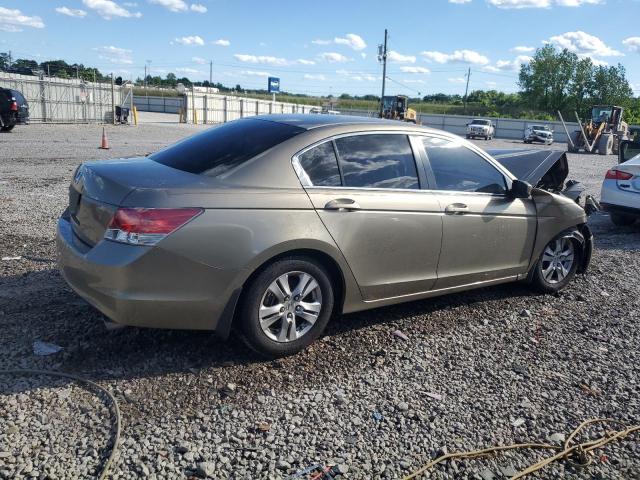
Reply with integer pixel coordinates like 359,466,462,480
10,101,18,112
104,208,203,246
605,169,633,180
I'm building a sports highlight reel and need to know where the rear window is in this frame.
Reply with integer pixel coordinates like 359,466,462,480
151,118,305,176
10,90,26,104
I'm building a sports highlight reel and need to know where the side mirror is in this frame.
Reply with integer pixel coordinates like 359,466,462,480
510,179,532,199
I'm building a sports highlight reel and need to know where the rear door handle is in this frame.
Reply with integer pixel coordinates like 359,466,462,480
445,203,469,215
324,198,361,211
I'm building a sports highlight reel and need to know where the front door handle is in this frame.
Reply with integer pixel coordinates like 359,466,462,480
445,203,469,215
324,198,361,211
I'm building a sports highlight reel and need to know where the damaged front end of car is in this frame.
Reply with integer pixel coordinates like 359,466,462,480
488,149,600,216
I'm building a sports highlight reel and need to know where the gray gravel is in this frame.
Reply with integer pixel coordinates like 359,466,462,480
1,123,639,479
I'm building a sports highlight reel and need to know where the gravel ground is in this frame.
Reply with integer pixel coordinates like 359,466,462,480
1,122,640,480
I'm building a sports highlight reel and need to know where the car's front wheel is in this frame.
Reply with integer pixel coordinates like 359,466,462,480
1,125,14,132
239,257,334,357
531,235,580,293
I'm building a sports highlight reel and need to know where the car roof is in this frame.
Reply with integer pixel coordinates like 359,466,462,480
252,114,442,134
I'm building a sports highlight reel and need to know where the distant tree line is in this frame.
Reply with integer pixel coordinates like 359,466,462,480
2,48,638,123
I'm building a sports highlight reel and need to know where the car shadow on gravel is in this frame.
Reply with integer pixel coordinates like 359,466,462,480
1,264,548,397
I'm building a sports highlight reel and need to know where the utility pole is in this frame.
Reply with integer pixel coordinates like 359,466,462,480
378,29,388,117
463,67,471,114
144,63,147,89
209,60,213,92
7,50,11,69
111,73,116,125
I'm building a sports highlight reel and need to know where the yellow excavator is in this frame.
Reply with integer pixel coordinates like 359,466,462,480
380,95,418,123
561,105,631,155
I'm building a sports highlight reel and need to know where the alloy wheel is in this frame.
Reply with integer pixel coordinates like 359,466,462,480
259,271,323,343
540,238,575,284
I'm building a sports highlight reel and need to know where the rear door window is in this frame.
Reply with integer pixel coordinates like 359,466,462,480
151,118,305,176
297,142,342,187
334,134,419,189
422,137,507,194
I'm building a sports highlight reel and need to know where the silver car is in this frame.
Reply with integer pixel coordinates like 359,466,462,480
57,115,592,357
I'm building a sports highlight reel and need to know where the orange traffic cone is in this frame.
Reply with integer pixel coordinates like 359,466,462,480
99,127,110,150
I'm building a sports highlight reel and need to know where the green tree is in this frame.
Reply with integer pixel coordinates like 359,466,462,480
590,64,634,108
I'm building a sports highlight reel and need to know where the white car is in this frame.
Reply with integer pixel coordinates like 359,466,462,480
600,145,640,226
466,119,495,140
524,124,554,145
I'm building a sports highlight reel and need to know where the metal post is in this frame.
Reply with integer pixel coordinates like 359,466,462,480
130,84,134,125
463,67,471,114
111,73,116,125
379,29,388,117
209,60,213,93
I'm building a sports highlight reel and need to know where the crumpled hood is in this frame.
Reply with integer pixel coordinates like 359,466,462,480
487,149,568,189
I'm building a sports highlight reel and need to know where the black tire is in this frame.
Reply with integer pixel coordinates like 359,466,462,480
530,235,581,293
466,135,471,139
610,213,636,226
238,257,335,358
1,125,14,132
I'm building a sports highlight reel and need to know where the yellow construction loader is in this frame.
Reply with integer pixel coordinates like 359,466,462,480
380,95,418,123
560,105,631,155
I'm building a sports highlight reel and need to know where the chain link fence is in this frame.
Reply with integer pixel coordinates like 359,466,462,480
0,73,125,123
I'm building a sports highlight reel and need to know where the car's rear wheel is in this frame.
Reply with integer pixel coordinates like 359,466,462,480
239,257,334,357
610,212,636,226
531,236,579,293
1,125,14,132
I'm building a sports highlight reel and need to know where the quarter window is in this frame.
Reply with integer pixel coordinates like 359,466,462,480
334,134,419,189
422,137,507,194
297,142,342,187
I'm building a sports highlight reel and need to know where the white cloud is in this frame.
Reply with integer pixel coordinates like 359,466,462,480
240,70,270,77
318,52,350,63
449,77,467,84
175,35,204,46
400,66,430,74
336,69,377,81
304,73,326,81
192,56,207,64
548,31,623,57
123,2,138,6
82,0,141,19
93,45,133,64
511,45,535,53
311,39,331,45
334,33,367,51
297,59,316,65
149,0,188,12
486,81,498,87
0,7,45,31
176,67,200,74
387,50,416,63
494,55,532,71
213,39,230,46
623,37,640,53
55,6,88,17
449,0,472,3
234,54,289,66
190,3,207,13
421,49,489,65
590,58,609,67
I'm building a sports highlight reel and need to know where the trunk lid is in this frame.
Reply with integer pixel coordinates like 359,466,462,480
68,157,208,246
618,156,640,193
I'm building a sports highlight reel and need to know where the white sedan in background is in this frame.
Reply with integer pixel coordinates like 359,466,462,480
601,150,640,226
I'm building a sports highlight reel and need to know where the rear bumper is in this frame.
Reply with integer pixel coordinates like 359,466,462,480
601,202,640,217
56,215,242,333
600,180,640,212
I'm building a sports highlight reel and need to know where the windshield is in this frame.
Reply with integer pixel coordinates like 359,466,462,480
592,106,612,122
532,125,549,131
471,120,490,126
151,118,305,176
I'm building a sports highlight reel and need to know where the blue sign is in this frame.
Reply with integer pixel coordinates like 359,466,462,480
268,77,280,93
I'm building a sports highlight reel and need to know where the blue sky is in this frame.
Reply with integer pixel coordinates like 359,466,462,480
1,0,639,96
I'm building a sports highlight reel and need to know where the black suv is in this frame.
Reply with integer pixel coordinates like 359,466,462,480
0,88,29,132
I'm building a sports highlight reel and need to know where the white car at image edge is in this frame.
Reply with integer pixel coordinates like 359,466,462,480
600,152,640,226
